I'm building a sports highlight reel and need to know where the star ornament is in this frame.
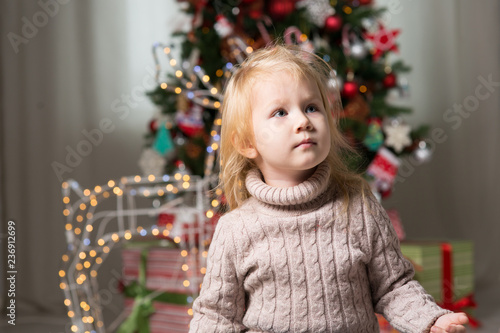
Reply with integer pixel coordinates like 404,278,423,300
383,122,412,153
364,24,400,61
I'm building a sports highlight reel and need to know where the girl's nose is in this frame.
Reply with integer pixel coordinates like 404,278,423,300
295,113,313,132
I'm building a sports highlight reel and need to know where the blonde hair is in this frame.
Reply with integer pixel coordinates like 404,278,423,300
219,44,366,210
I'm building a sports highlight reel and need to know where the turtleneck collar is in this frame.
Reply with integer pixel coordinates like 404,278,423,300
245,161,331,207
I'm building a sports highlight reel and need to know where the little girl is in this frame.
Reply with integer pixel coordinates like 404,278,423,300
189,45,468,333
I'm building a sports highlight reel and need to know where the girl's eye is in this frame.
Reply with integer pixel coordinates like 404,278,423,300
273,109,287,117
306,105,318,113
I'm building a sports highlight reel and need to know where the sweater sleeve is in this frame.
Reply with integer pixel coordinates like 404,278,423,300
362,195,451,333
189,216,246,333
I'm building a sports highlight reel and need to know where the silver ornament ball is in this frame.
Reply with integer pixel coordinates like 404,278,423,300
350,42,368,59
412,140,434,164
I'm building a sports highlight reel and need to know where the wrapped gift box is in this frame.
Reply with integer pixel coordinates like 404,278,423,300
400,240,479,327
376,240,476,332
400,240,474,303
120,242,202,332
122,242,200,294
123,296,192,333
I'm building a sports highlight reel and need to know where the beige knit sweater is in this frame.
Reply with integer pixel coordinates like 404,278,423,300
190,162,449,332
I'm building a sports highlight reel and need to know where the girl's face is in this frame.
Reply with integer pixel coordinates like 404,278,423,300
245,71,331,187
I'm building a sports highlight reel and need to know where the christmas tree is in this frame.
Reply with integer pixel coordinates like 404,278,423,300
140,0,433,200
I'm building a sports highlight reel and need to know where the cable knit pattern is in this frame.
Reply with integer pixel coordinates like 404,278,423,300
190,163,450,332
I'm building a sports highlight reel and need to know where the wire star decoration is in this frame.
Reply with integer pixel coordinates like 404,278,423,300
364,23,400,61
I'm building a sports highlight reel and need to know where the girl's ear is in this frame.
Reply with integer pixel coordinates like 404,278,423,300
239,146,258,159
231,132,259,159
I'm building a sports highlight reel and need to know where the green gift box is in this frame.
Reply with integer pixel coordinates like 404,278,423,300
400,240,474,303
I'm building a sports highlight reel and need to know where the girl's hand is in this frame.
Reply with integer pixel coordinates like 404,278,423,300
430,312,468,333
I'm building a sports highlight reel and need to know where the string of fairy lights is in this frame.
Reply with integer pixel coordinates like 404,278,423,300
60,172,221,333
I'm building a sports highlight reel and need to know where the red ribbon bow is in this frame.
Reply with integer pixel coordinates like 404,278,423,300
438,243,480,328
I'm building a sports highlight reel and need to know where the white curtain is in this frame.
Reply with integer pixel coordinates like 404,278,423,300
1,0,499,322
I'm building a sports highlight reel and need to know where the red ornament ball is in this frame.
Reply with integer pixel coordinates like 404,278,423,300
359,0,373,5
324,15,343,32
341,81,359,99
383,73,397,88
268,0,295,18
149,119,158,133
